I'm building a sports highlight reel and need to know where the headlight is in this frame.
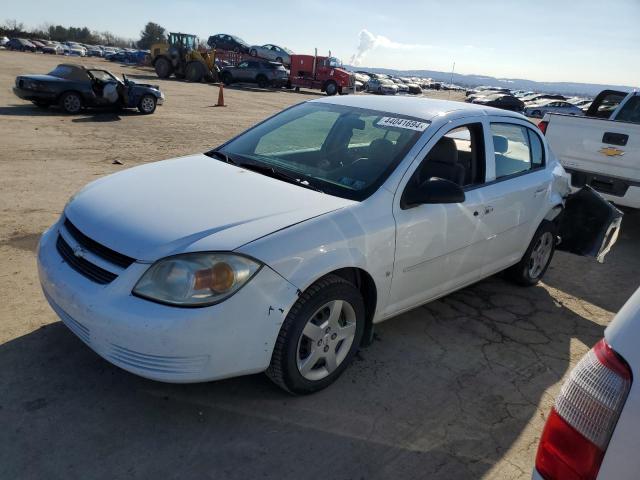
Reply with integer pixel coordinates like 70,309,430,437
133,253,262,307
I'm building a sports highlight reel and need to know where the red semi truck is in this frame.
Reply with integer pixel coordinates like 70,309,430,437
288,53,355,96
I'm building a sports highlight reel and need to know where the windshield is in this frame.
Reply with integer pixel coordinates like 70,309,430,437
212,102,428,201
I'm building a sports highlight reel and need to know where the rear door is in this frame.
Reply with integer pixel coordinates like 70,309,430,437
235,61,250,81
478,118,552,275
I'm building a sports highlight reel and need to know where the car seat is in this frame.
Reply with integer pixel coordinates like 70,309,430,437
418,137,465,185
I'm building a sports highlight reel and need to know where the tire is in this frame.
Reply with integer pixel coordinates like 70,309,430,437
154,57,172,79
275,56,283,63
137,94,157,114
506,221,557,286
249,49,257,57
59,92,82,114
532,110,541,118
185,62,204,82
325,81,338,96
266,274,365,395
222,72,233,85
256,75,269,88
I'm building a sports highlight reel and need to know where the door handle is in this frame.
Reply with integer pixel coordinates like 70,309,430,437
602,132,628,146
484,205,494,215
534,186,547,196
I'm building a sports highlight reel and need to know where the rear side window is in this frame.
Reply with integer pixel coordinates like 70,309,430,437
491,123,544,179
616,96,640,124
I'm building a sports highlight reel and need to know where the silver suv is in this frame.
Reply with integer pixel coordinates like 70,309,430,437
221,60,289,88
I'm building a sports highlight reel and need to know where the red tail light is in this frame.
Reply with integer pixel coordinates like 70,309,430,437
538,120,549,134
535,339,632,479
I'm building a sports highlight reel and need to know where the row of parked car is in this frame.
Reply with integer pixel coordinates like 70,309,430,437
351,71,461,96
464,85,592,117
1,36,149,64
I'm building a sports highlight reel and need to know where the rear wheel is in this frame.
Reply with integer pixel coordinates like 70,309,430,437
325,81,338,96
266,275,365,394
506,221,556,286
154,57,172,79
137,94,157,114
185,62,204,82
60,92,82,114
256,75,269,88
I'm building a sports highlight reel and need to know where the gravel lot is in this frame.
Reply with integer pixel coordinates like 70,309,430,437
1,50,638,480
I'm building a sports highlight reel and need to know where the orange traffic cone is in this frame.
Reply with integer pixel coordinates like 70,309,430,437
215,83,226,107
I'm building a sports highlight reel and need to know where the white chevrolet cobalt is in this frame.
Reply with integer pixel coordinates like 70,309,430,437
37,96,619,394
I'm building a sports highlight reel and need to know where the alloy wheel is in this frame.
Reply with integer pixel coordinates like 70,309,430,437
296,300,357,381
528,231,554,278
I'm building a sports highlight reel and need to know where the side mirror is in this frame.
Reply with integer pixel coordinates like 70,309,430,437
401,177,465,208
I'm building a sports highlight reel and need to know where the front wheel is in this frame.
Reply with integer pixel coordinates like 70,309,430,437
325,81,338,96
506,221,556,286
137,94,157,114
266,275,365,394
222,72,233,85
154,57,172,79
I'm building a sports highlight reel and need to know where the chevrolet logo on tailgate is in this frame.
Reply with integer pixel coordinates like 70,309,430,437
599,147,625,157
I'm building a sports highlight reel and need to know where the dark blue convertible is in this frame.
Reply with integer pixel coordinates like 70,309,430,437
13,64,164,114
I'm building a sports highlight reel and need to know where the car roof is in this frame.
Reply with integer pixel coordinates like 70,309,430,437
312,95,524,121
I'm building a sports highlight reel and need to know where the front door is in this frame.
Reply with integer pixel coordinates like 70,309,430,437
385,119,493,317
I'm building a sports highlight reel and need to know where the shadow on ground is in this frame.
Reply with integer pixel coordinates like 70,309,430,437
1,214,638,480
0,104,145,121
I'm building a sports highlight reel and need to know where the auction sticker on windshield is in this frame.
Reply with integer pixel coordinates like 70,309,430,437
377,117,429,131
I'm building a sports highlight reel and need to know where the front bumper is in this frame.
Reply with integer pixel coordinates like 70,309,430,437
37,219,299,383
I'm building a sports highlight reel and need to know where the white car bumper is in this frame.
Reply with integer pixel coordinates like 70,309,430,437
37,218,298,383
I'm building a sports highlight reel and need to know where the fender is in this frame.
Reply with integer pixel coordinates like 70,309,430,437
237,189,396,322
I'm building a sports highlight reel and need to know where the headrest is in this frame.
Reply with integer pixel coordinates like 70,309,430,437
493,135,509,154
369,138,394,160
427,137,458,165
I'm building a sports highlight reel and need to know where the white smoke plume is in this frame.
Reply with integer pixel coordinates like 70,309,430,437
349,29,433,66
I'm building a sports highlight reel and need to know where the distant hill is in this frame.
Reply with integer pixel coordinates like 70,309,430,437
347,65,637,97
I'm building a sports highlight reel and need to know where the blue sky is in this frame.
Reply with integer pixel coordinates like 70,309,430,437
4,0,639,86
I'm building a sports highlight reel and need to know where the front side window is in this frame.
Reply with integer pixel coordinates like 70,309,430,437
491,123,544,179
214,103,427,200
409,123,485,190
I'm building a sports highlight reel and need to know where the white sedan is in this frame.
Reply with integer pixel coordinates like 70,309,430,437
532,287,640,480
525,100,584,118
37,96,619,394
248,44,292,65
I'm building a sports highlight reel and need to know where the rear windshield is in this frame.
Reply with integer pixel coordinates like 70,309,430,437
47,65,75,78
212,102,429,201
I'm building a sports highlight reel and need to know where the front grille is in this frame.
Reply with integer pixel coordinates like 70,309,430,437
56,235,117,284
64,218,135,268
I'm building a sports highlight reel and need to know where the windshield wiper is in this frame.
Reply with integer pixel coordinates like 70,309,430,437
236,161,324,193
207,150,238,165
207,151,324,193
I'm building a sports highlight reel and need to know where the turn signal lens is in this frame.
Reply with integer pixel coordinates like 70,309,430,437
194,262,235,293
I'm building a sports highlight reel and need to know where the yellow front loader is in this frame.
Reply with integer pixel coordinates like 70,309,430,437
151,32,218,82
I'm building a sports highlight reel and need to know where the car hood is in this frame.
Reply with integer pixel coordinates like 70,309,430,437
64,154,354,262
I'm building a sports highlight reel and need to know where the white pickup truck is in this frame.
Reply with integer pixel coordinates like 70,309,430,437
540,90,640,208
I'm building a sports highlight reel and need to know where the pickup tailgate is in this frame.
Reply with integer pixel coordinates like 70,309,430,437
545,114,640,183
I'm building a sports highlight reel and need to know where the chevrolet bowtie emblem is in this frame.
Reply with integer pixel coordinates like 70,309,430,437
599,147,625,157
73,246,87,259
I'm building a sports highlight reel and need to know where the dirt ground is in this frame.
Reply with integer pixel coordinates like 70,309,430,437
1,50,638,480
